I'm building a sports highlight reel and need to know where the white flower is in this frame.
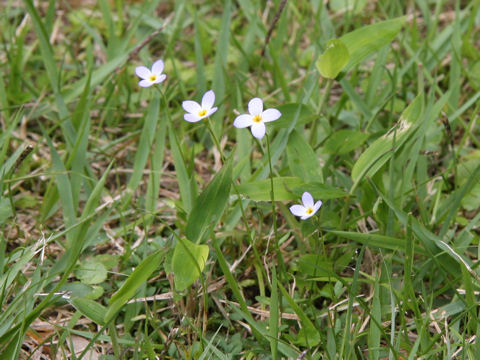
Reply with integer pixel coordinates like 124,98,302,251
233,98,281,139
289,192,322,220
135,59,167,87
182,90,218,122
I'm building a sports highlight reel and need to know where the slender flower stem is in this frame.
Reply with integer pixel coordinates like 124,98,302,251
309,78,333,145
266,134,286,276
205,117,225,163
205,118,270,290
266,134,277,237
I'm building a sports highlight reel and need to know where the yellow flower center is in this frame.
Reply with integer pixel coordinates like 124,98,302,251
149,75,157,82
198,109,207,117
306,208,313,215
253,115,262,123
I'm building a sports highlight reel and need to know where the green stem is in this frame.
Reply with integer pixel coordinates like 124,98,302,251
206,117,225,163
266,133,277,238
309,78,333,145
266,134,286,277
205,118,270,290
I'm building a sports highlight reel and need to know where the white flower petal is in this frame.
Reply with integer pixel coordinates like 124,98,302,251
251,122,266,139
262,108,281,122
205,107,218,118
184,113,201,122
201,90,215,110
313,200,322,214
302,192,314,208
233,114,254,128
138,79,153,87
182,100,202,114
289,205,307,217
135,66,151,79
301,213,314,220
152,59,164,75
248,98,263,115
153,74,166,84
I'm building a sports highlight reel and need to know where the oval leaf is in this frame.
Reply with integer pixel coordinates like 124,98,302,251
236,177,347,201
270,103,315,129
237,177,304,201
323,129,370,155
341,16,406,72
316,39,350,79
287,130,323,182
70,297,106,325
105,250,164,323
172,238,209,291
351,94,424,182
292,182,348,200
186,157,232,244
74,259,107,285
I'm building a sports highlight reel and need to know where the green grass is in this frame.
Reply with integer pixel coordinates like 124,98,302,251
1,0,480,359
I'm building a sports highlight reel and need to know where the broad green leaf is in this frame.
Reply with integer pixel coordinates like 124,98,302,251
287,130,323,182
457,150,480,211
105,250,164,323
329,230,427,255
330,0,366,14
172,238,209,291
74,258,108,285
341,16,407,73
70,297,106,325
292,182,348,200
186,157,232,244
270,103,315,129
351,94,423,182
316,39,349,79
0,198,12,223
323,129,370,155
296,254,333,277
237,177,347,201
237,177,304,201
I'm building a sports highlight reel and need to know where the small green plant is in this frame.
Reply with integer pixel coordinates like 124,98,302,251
1,1,479,359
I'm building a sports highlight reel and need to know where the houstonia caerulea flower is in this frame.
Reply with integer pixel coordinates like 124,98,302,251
289,192,322,220
135,59,167,87
182,90,218,122
233,98,281,139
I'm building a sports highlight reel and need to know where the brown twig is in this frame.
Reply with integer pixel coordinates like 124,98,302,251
261,0,288,57
115,13,174,74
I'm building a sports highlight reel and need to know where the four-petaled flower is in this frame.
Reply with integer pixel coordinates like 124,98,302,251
233,98,281,139
289,192,322,220
135,59,167,87
182,90,218,122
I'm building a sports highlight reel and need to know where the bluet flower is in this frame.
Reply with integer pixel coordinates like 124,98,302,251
135,59,166,87
289,192,322,220
182,90,218,122
233,98,281,139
